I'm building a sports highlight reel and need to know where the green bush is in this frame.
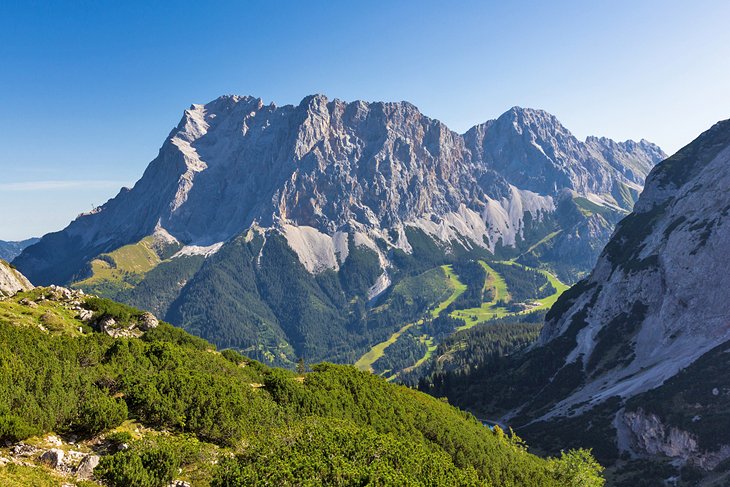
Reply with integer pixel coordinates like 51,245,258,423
73,390,128,435
211,418,481,487
97,439,179,487
0,302,604,486
0,411,39,442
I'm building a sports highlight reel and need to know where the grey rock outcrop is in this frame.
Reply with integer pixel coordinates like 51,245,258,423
75,454,100,480
536,119,730,416
0,260,33,298
39,448,64,469
139,312,159,331
492,119,730,474
622,409,730,470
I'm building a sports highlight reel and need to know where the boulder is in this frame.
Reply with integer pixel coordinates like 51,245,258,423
40,448,64,469
45,434,62,446
99,316,119,336
75,454,100,480
0,261,33,298
19,298,38,308
10,443,37,456
76,309,94,322
139,312,159,331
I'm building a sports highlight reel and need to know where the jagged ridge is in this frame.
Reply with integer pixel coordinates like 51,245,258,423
14,94,664,286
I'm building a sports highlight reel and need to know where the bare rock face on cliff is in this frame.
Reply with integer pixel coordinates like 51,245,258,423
0,260,33,298
14,95,663,286
537,119,730,414
476,118,730,479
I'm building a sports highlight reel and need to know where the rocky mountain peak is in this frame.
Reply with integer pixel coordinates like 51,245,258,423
13,94,665,285
499,106,571,137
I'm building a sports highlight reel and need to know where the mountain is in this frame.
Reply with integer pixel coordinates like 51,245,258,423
0,281,604,485
13,95,665,366
425,118,730,485
0,238,39,262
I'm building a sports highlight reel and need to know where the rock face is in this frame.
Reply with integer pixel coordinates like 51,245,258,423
0,260,33,297
14,94,664,286
623,409,699,460
10,95,665,367
139,312,159,331
39,448,64,469
493,118,730,474
536,119,730,416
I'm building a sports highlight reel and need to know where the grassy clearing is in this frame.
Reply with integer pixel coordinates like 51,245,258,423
451,261,511,328
431,265,467,317
529,265,570,311
354,321,416,373
357,260,568,375
0,463,69,487
452,261,568,331
573,196,618,218
516,230,562,259
400,335,438,376
356,266,466,373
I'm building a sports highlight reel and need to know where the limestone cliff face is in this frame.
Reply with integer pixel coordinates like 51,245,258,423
465,108,660,199
14,95,664,285
621,409,730,470
0,261,33,297
534,119,730,419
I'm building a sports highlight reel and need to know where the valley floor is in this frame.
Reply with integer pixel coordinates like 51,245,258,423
355,259,568,380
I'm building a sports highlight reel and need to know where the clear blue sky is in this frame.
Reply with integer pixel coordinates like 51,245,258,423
1,0,729,240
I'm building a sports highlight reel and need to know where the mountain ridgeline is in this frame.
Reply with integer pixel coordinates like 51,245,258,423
0,238,38,262
13,95,665,366
425,118,730,485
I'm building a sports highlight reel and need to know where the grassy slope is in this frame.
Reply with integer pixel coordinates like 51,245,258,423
404,334,437,373
0,288,87,336
0,463,71,487
74,236,164,292
354,321,416,372
516,230,562,261
573,196,622,218
368,260,568,380
451,261,511,327
432,265,468,316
